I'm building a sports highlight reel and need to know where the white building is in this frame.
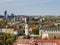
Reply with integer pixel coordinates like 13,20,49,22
39,27,60,39
0,28,18,34
25,17,29,36
25,24,29,35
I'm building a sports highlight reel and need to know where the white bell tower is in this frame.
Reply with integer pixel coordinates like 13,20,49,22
25,17,29,35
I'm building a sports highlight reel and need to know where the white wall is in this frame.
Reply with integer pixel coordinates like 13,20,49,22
42,33,48,39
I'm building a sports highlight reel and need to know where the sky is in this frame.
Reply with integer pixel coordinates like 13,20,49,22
0,0,60,16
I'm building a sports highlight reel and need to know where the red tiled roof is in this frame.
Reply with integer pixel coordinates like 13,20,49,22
36,40,60,45
13,39,35,45
36,40,56,42
14,39,60,45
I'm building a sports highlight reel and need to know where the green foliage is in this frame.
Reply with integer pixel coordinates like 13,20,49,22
32,29,39,35
34,36,42,39
0,20,7,28
13,35,18,40
6,38,14,45
6,38,14,44
0,40,4,45
23,35,27,39
0,33,18,45
23,35,30,39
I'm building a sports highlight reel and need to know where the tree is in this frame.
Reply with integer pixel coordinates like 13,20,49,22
0,32,18,45
0,20,7,28
0,40,4,45
13,35,18,40
32,29,39,35
6,38,14,45
23,35,30,39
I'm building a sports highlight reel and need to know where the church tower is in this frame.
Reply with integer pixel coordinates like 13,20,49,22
25,17,29,36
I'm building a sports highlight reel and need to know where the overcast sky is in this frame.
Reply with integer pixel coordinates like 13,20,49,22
0,0,60,15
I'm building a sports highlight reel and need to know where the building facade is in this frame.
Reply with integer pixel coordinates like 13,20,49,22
39,27,60,39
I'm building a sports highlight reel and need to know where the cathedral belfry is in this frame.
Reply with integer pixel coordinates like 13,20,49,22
25,17,29,36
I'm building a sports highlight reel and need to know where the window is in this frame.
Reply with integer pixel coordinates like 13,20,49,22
38,42,57,45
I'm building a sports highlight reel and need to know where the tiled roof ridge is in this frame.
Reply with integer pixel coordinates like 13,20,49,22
41,27,60,30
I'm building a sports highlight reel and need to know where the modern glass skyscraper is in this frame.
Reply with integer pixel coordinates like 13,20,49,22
4,10,7,20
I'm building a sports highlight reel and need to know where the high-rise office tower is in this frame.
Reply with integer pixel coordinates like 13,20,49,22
4,10,7,20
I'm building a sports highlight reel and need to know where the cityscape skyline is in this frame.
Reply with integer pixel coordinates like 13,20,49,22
0,0,60,15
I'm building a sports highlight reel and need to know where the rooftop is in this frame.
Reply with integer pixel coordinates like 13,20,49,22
40,27,60,31
13,39,35,45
